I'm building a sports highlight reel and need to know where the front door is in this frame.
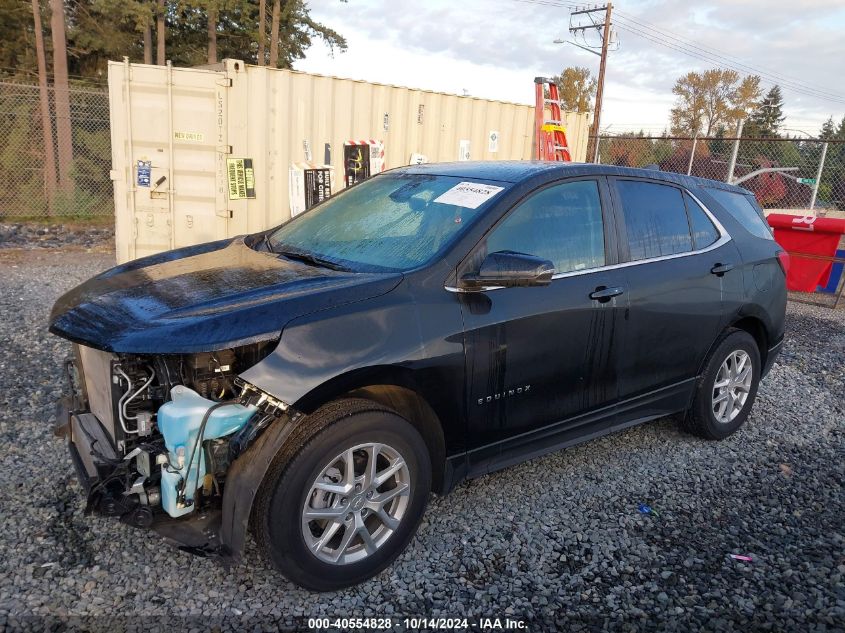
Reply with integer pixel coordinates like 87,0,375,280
458,178,627,474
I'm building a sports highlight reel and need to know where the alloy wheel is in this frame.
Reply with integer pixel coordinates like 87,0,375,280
301,442,411,565
712,349,753,424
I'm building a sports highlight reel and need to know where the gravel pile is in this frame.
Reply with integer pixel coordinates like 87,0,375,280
0,249,842,631
0,222,114,250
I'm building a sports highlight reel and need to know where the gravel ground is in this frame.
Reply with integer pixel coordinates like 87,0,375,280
0,222,114,250
0,249,843,632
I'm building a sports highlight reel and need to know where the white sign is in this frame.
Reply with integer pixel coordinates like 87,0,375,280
458,139,471,161
409,153,429,165
303,139,312,162
434,182,504,209
488,130,499,153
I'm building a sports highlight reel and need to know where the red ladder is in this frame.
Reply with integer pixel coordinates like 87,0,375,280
534,77,572,162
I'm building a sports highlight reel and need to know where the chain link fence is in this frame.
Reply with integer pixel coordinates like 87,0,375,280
594,134,845,214
0,79,112,219
3,82,845,221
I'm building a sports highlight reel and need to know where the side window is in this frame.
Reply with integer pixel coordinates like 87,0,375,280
684,193,719,249
705,188,774,240
485,180,605,274
616,180,693,261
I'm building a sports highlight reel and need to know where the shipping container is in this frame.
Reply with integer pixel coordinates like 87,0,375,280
108,59,591,263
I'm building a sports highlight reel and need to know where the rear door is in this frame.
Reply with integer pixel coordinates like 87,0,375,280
609,178,738,418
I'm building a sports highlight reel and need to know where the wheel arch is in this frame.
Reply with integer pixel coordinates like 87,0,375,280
294,366,451,495
698,315,769,378
730,315,769,367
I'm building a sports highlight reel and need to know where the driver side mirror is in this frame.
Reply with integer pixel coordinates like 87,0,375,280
461,251,555,290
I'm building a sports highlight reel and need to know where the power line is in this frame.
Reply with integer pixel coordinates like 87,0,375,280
611,20,845,105
612,9,845,101
510,0,845,106
512,0,580,8
612,11,845,102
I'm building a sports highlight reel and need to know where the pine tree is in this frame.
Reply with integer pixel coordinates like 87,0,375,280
710,125,729,156
0,0,37,77
819,117,836,140
748,85,785,137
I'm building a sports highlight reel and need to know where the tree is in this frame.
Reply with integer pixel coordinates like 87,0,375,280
156,0,165,64
261,0,347,69
732,74,762,121
670,69,762,136
144,7,153,64
50,0,74,192
269,0,280,67
207,0,217,63
31,0,57,209
0,0,36,77
710,125,729,156
550,66,597,113
65,1,151,75
257,0,266,65
160,0,347,70
748,85,785,137
819,116,836,140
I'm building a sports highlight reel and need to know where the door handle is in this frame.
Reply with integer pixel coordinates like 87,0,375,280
711,263,735,276
589,286,625,302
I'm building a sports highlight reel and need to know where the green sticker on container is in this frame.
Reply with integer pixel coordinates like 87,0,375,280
227,158,256,200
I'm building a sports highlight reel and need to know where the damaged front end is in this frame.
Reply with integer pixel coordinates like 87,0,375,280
56,342,293,559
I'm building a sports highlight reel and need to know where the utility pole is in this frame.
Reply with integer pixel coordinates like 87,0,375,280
568,3,613,162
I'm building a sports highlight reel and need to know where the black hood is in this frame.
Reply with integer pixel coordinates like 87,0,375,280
49,237,402,354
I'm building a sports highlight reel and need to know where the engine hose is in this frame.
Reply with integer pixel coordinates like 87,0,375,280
115,366,155,434
177,400,237,507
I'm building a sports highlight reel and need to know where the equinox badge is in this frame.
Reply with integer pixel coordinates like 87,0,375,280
478,385,531,405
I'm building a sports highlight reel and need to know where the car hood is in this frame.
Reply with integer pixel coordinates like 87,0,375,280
49,237,403,354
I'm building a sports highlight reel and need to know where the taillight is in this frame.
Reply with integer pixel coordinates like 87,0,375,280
776,250,790,276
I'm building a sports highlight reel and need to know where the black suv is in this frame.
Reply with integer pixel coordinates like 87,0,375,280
50,162,787,590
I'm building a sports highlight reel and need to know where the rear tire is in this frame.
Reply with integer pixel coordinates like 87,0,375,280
253,398,431,591
684,329,761,440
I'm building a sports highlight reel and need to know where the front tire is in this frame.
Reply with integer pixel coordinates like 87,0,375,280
254,399,431,591
684,329,761,440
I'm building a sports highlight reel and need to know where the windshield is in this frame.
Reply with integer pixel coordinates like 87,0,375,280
267,173,509,272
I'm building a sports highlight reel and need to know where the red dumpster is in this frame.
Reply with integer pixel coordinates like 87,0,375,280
767,213,845,292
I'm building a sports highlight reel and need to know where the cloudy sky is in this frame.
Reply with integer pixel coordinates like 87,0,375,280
296,0,845,136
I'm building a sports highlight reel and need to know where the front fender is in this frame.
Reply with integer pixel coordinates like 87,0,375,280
240,286,433,406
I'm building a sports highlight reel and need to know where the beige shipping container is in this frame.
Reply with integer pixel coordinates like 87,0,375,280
108,59,591,263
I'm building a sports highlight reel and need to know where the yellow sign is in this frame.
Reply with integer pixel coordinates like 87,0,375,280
541,124,566,133
226,158,256,200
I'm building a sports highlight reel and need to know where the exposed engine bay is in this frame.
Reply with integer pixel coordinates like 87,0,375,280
59,342,287,540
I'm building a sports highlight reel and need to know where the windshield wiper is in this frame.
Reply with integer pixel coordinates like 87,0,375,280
262,233,275,253
275,247,352,272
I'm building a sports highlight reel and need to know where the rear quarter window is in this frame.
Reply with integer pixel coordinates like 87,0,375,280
684,193,719,250
705,188,773,240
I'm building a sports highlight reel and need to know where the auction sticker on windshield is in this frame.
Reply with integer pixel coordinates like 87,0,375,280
434,182,504,209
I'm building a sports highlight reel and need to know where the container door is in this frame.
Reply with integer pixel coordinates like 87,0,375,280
109,61,231,263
